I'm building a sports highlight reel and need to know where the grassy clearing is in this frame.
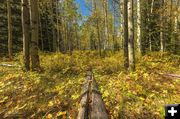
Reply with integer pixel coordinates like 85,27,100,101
0,51,180,118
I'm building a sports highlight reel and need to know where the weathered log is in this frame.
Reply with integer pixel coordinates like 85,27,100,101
77,71,108,119
90,80,108,119
156,72,180,79
163,74,180,78
0,63,17,67
77,80,89,119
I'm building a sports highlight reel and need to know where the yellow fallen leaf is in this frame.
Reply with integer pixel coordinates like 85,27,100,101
47,114,53,119
48,101,54,107
57,111,66,116
0,82,4,87
139,97,145,101
0,96,8,103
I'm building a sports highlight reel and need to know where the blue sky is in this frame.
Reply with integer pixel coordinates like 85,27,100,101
75,0,90,16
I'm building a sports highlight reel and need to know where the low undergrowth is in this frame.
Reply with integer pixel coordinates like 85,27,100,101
0,51,180,118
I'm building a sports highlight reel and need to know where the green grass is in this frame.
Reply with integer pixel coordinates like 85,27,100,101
0,51,180,118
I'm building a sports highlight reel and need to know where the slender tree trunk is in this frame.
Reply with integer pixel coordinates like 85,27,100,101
93,0,101,56
120,0,124,50
97,21,101,57
22,0,30,70
128,0,135,71
56,0,60,52
7,0,12,59
174,0,180,53
39,13,43,51
65,22,68,52
123,0,129,69
75,24,79,50
112,0,116,53
51,0,56,52
148,0,154,52
39,14,44,51
168,0,173,51
160,0,164,52
63,20,67,52
29,0,40,71
45,17,51,51
103,0,108,56
137,0,142,55
69,26,73,55
45,4,51,51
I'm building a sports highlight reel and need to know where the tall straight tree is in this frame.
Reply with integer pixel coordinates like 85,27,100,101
29,0,40,71
7,0,12,59
148,0,154,52
174,0,180,54
128,0,135,71
123,0,129,69
50,0,56,52
120,0,124,49
112,0,116,52
22,0,30,70
93,0,102,56
56,0,60,52
137,0,142,55
160,0,164,52
103,0,108,56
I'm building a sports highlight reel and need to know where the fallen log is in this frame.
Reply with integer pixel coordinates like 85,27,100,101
77,71,108,119
163,74,180,78
77,79,90,119
90,79,108,119
0,63,18,67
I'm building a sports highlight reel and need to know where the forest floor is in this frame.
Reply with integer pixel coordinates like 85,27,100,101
0,51,180,119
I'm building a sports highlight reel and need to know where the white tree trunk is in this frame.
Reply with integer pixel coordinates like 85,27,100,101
160,0,164,52
120,0,124,49
137,0,142,55
128,0,135,71
103,0,108,55
174,0,180,53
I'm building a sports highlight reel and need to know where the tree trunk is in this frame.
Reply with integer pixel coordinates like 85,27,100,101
22,0,30,71
137,0,142,55
170,0,173,50
51,0,56,52
29,0,40,71
148,0,154,52
120,0,124,50
39,13,43,51
75,24,79,50
103,0,108,56
128,0,135,71
93,0,101,56
174,0,180,54
160,0,164,52
123,0,129,69
97,19,102,57
7,0,12,59
112,0,116,53
56,0,60,52
45,16,51,51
